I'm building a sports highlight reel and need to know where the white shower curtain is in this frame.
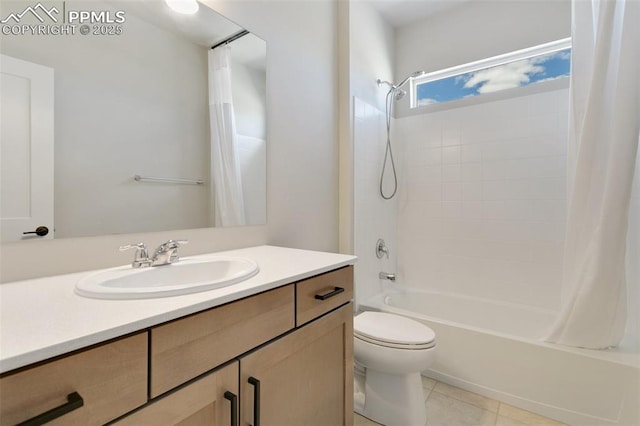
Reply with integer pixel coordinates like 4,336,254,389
209,45,246,227
545,0,640,349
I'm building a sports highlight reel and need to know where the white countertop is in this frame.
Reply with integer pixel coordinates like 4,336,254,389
0,245,357,374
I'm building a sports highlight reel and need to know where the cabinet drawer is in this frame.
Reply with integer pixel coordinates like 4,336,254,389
150,284,294,397
296,266,353,326
0,333,147,426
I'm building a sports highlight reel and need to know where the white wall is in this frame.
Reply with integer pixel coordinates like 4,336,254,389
220,1,339,252
349,1,395,112
347,2,397,308
393,0,571,117
237,134,267,226
0,0,339,282
1,8,210,238
232,60,266,141
396,88,569,310
232,59,267,225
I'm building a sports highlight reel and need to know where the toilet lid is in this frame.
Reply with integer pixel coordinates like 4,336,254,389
354,311,436,349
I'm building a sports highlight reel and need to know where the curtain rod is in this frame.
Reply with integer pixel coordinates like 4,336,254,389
211,30,249,50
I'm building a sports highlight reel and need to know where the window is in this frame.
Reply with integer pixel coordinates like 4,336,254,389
412,38,571,108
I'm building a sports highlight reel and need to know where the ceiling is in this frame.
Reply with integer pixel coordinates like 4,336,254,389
117,0,242,46
110,0,266,69
368,0,472,27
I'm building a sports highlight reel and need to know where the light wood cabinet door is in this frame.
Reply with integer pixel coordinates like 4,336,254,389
116,361,239,426
240,303,353,426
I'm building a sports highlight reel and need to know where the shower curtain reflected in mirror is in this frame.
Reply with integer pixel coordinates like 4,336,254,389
208,45,246,227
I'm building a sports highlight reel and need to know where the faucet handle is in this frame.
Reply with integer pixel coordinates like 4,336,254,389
119,243,151,268
376,239,389,259
119,242,148,253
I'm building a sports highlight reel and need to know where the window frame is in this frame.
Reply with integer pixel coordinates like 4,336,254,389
410,37,572,108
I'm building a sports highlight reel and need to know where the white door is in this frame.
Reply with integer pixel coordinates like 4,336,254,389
1,54,54,242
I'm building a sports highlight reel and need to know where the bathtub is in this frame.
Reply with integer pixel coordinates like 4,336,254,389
360,289,640,426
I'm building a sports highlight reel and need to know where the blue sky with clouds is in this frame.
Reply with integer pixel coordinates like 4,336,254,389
416,48,571,106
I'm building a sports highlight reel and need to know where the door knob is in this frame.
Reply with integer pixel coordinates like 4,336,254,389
23,226,49,237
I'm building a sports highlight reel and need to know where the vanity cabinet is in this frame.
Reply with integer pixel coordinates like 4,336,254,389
115,361,239,426
0,264,354,426
0,333,147,425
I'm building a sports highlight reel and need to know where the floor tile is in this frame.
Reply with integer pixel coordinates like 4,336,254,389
354,413,383,426
433,382,500,413
354,381,564,426
498,404,567,426
422,375,437,399
426,391,497,426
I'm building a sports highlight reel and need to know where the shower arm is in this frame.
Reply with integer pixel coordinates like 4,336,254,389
377,71,427,91
377,79,396,89
394,75,414,89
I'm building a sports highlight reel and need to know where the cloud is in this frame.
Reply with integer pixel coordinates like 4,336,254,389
417,98,439,106
532,74,570,84
464,59,545,94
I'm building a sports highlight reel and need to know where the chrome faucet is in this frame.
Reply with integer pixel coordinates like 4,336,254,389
379,272,396,282
150,239,188,266
120,239,188,268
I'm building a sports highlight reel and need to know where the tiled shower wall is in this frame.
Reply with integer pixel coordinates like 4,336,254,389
396,89,569,311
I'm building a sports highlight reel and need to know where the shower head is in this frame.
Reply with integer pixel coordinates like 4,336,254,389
394,89,407,101
377,71,427,101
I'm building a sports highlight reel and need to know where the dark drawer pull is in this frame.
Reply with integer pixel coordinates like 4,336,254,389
248,376,260,426
22,226,49,237
18,392,84,426
315,286,345,301
224,391,238,426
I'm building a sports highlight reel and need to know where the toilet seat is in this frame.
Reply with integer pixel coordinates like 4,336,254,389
354,311,436,350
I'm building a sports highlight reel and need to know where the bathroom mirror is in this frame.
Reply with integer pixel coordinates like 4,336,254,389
0,0,266,242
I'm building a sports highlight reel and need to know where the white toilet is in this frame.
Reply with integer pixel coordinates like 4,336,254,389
353,311,436,426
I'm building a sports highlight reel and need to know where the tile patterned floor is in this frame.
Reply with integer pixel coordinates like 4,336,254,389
354,377,567,426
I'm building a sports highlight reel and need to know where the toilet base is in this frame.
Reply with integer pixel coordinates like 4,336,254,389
355,369,426,426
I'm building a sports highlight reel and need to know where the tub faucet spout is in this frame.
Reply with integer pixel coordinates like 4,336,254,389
379,272,396,282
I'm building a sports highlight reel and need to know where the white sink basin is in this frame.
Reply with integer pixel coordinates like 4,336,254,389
75,256,259,299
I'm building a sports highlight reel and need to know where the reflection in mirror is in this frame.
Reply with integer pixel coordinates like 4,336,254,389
0,0,266,242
